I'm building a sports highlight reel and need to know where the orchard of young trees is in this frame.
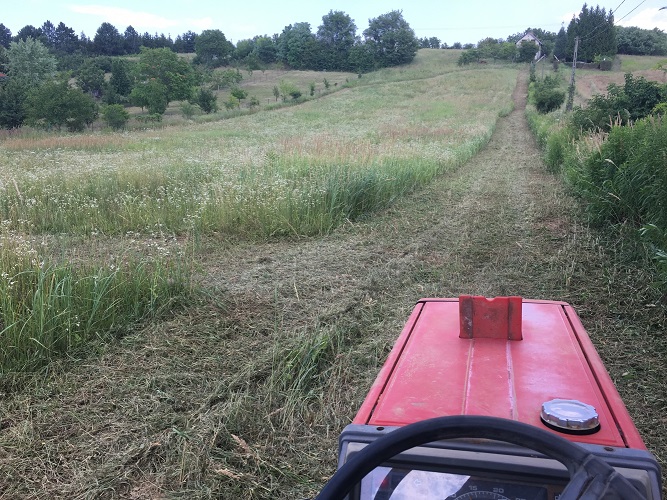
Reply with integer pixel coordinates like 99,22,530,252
0,9,420,131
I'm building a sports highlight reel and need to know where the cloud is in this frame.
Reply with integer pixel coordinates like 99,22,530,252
617,8,667,31
68,4,212,32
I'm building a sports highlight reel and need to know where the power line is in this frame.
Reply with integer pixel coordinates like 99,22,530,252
615,0,649,23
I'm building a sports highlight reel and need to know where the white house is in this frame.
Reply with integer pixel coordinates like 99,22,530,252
516,31,543,60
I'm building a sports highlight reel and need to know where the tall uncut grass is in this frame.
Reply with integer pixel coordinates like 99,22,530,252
1,51,517,238
0,231,191,373
526,86,667,288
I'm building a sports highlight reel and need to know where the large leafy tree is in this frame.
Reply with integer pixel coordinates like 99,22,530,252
363,10,419,68
617,26,667,56
137,47,194,104
25,80,98,131
195,29,234,67
0,79,27,128
317,10,357,70
253,36,277,64
130,79,168,114
77,59,106,95
93,22,124,56
7,37,57,86
277,23,320,69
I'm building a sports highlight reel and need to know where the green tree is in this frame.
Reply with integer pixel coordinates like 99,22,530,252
7,38,57,86
123,26,141,54
40,21,57,48
210,68,242,90
554,27,568,60
363,10,419,68
137,47,194,103
348,43,375,73
277,23,320,69
0,24,11,49
278,80,301,101
253,36,277,64
174,31,197,53
25,80,98,131
130,79,168,114
566,5,616,62
15,25,43,43
517,41,539,63
53,22,80,54
195,29,234,67
77,59,105,95
101,103,130,129
109,59,132,96
0,79,27,128
317,10,357,70
230,86,248,107
194,87,218,113
235,39,255,61
93,22,124,56
617,26,667,56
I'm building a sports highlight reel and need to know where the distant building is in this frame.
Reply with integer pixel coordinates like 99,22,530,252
0,72,7,81
516,32,543,60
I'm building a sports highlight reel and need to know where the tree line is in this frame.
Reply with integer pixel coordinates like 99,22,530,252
0,9,423,131
0,10,419,74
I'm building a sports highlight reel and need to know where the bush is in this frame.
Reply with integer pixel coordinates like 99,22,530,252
194,87,218,113
101,104,130,130
534,88,566,113
180,101,198,119
457,49,479,66
533,76,566,114
570,84,629,132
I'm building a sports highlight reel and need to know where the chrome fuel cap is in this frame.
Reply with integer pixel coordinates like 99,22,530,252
540,399,600,434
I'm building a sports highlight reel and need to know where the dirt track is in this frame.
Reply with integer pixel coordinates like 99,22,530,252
2,72,664,498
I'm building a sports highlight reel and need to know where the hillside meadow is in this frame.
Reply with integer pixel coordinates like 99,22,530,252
0,49,518,376
1,50,666,498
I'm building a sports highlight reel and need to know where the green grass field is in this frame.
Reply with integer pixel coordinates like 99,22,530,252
0,49,517,373
1,50,666,499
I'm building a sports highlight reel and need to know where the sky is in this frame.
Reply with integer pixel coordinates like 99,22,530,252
3,0,667,46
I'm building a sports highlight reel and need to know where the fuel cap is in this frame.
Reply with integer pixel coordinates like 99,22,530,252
540,399,600,434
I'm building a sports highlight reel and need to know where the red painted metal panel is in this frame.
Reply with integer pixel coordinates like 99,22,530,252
356,298,646,450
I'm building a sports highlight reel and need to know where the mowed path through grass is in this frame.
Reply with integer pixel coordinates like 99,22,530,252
1,72,665,498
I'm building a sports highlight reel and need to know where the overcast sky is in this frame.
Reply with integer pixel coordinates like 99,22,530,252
3,0,667,46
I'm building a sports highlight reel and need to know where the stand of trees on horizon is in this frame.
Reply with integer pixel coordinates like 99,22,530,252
0,9,424,130
2,4,667,132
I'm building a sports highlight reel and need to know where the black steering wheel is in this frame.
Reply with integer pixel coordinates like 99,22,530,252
316,415,644,500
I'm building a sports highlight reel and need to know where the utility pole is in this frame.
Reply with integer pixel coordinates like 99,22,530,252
566,36,579,111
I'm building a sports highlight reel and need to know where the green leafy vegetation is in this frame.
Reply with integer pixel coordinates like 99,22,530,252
527,66,667,289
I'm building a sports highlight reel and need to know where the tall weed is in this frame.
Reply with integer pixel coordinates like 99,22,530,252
0,233,191,373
